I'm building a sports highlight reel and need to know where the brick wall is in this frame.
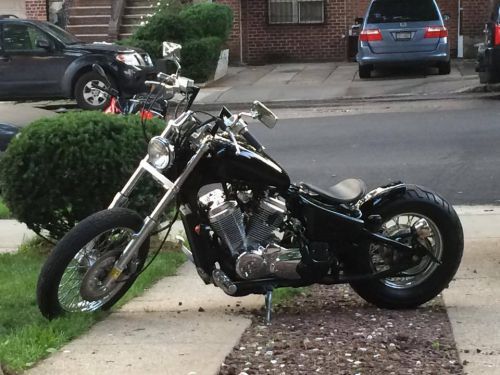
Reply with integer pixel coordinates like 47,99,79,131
25,0,47,20
217,0,243,63
241,0,350,64
221,0,492,64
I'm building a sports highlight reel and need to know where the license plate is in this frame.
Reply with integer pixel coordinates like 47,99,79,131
396,32,412,40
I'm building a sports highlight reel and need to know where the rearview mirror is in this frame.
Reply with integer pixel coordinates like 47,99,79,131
355,17,364,25
252,101,278,129
162,42,182,61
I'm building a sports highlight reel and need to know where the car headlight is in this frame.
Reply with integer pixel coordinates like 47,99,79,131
148,136,174,170
116,52,142,67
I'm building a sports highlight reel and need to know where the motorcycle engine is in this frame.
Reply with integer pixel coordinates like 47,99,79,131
199,189,301,280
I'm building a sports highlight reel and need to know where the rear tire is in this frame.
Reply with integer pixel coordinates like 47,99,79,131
359,64,372,79
438,61,451,75
350,185,463,309
36,208,150,319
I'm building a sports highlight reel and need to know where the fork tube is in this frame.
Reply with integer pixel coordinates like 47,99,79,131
108,141,210,279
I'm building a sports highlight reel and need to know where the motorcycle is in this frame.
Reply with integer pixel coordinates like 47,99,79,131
37,43,464,323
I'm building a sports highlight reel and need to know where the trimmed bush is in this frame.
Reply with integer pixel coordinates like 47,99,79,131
127,2,233,82
182,37,224,82
0,112,165,239
179,3,233,41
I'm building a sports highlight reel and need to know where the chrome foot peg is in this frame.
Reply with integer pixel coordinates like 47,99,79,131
265,289,273,325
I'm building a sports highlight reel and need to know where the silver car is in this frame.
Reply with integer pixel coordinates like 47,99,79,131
356,0,450,78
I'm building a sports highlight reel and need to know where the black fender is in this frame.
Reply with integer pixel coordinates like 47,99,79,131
357,182,407,214
61,56,120,97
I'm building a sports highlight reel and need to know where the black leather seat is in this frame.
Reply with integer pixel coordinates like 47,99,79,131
301,179,367,205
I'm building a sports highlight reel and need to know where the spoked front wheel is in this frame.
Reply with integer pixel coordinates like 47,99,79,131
37,208,150,319
350,186,464,309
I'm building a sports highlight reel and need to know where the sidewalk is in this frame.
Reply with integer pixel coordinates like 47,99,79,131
196,60,480,108
0,206,498,374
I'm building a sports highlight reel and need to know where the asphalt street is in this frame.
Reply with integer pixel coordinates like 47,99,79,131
247,97,500,205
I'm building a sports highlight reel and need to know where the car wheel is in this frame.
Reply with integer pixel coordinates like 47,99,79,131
359,64,372,79
74,71,115,111
438,61,451,75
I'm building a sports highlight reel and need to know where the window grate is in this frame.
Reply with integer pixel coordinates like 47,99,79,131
269,0,324,25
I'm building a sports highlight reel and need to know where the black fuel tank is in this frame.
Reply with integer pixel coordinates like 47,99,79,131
210,138,290,190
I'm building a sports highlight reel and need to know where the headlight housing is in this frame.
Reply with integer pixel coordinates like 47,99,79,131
148,136,174,171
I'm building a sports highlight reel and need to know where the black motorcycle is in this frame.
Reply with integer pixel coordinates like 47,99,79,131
37,43,463,322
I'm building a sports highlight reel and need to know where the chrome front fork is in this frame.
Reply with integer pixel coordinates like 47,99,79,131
104,138,210,285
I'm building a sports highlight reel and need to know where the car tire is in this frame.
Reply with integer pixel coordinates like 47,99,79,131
438,61,451,75
74,71,116,111
359,64,372,79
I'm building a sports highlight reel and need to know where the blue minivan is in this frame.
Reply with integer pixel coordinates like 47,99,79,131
356,0,451,78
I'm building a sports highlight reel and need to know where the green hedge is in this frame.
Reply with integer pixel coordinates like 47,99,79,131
125,2,233,82
0,112,165,239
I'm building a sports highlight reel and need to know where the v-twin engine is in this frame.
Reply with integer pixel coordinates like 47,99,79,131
202,190,301,280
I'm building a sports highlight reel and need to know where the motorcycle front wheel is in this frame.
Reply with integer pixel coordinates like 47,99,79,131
350,185,464,309
37,208,150,320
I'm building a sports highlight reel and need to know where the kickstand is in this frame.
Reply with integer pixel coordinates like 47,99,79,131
265,288,273,325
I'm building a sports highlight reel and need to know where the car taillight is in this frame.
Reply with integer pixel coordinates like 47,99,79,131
360,29,383,42
494,24,500,46
424,26,448,38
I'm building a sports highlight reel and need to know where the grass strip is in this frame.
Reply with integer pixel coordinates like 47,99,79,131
0,239,185,372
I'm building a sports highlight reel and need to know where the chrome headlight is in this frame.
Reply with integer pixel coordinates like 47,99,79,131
148,136,174,170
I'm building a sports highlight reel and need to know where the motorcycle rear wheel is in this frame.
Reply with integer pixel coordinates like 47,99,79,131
350,185,463,309
36,208,150,320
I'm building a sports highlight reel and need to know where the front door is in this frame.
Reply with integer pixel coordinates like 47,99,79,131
0,22,65,100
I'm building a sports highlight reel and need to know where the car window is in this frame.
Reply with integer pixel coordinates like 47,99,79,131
42,23,80,45
3,24,50,53
367,0,440,23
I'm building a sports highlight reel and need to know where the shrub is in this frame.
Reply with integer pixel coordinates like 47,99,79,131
182,37,224,82
0,112,165,239
179,3,233,41
128,2,233,81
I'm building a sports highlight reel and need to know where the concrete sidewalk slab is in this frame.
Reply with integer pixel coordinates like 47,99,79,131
0,220,35,253
444,206,500,375
27,263,262,375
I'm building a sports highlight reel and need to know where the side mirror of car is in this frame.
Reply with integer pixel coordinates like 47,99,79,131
36,39,51,50
355,17,364,25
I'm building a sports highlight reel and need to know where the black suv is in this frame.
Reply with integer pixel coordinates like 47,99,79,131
0,16,156,109
477,2,500,84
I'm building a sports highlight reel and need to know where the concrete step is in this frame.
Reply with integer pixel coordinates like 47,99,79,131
72,0,112,6
118,33,134,40
67,24,110,35
75,34,113,43
124,5,155,14
120,24,141,35
68,15,111,25
68,6,111,17
122,14,151,23
126,0,156,7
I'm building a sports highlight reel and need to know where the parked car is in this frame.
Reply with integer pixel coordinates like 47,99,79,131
0,15,156,110
0,103,56,152
476,2,500,84
356,0,451,78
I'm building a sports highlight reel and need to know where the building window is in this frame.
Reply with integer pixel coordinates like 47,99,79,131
269,0,324,24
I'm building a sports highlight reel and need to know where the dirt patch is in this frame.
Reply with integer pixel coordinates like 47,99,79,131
220,285,463,375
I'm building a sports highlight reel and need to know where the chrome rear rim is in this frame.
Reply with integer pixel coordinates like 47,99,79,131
370,213,443,290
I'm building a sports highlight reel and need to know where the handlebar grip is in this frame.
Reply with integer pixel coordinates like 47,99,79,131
242,130,263,152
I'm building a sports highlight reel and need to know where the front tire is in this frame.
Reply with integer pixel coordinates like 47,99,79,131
37,208,150,319
74,71,115,111
350,185,463,309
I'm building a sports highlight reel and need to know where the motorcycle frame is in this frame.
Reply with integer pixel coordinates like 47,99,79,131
103,108,412,286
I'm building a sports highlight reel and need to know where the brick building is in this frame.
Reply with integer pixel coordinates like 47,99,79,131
1,0,47,20
217,0,495,64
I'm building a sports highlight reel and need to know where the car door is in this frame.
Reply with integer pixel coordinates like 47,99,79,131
0,22,66,99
